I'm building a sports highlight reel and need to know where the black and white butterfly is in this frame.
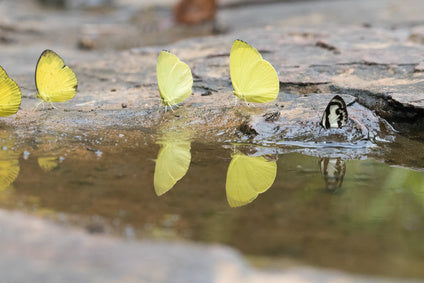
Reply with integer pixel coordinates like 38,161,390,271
320,95,348,129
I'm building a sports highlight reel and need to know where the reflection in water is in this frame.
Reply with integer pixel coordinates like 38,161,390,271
0,134,20,191
0,150,19,191
319,157,346,192
226,151,277,207
38,157,59,172
384,166,424,194
3,137,424,278
154,135,191,196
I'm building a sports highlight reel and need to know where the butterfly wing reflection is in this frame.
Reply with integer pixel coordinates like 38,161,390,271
319,157,346,192
0,155,19,191
0,136,20,191
38,157,59,172
154,139,191,196
226,151,277,207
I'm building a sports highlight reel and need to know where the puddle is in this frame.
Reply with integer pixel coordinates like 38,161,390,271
0,129,423,279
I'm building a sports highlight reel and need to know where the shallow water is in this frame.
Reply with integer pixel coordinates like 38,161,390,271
0,130,424,279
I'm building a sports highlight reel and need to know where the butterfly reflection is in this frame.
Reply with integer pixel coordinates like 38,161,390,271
319,157,346,192
154,134,191,196
38,157,59,172
226,151,277,207
0,137,20,191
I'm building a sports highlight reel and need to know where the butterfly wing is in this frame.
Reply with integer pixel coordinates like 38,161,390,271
230,40,279,103
0,66,7,79
154,140,191,196
35,50,78,102
156,51,193,106
0,66,21,117
320,95,348,129
226,152,277,207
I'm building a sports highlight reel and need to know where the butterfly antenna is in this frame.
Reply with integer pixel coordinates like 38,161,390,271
346,99,356,107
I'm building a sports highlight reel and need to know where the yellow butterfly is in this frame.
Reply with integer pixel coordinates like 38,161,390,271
154,136,191,196
0,66,21,117
156,51,193,110
230,39,279,103
35,49,78,103
226,151,277,207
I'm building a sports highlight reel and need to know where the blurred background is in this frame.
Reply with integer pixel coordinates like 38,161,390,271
2,0,422,51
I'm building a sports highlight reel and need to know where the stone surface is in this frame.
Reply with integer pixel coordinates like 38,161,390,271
1,0,424,138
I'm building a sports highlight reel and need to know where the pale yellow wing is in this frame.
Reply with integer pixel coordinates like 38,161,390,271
156,51,193,106
154,140,191,196
0,66,21,117
230,40,279,103
38,156,58,172
226,151,277,207
0,66,7,79
35,50,78,102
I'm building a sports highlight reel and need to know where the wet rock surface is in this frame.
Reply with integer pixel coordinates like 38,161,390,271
1,1,423,147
